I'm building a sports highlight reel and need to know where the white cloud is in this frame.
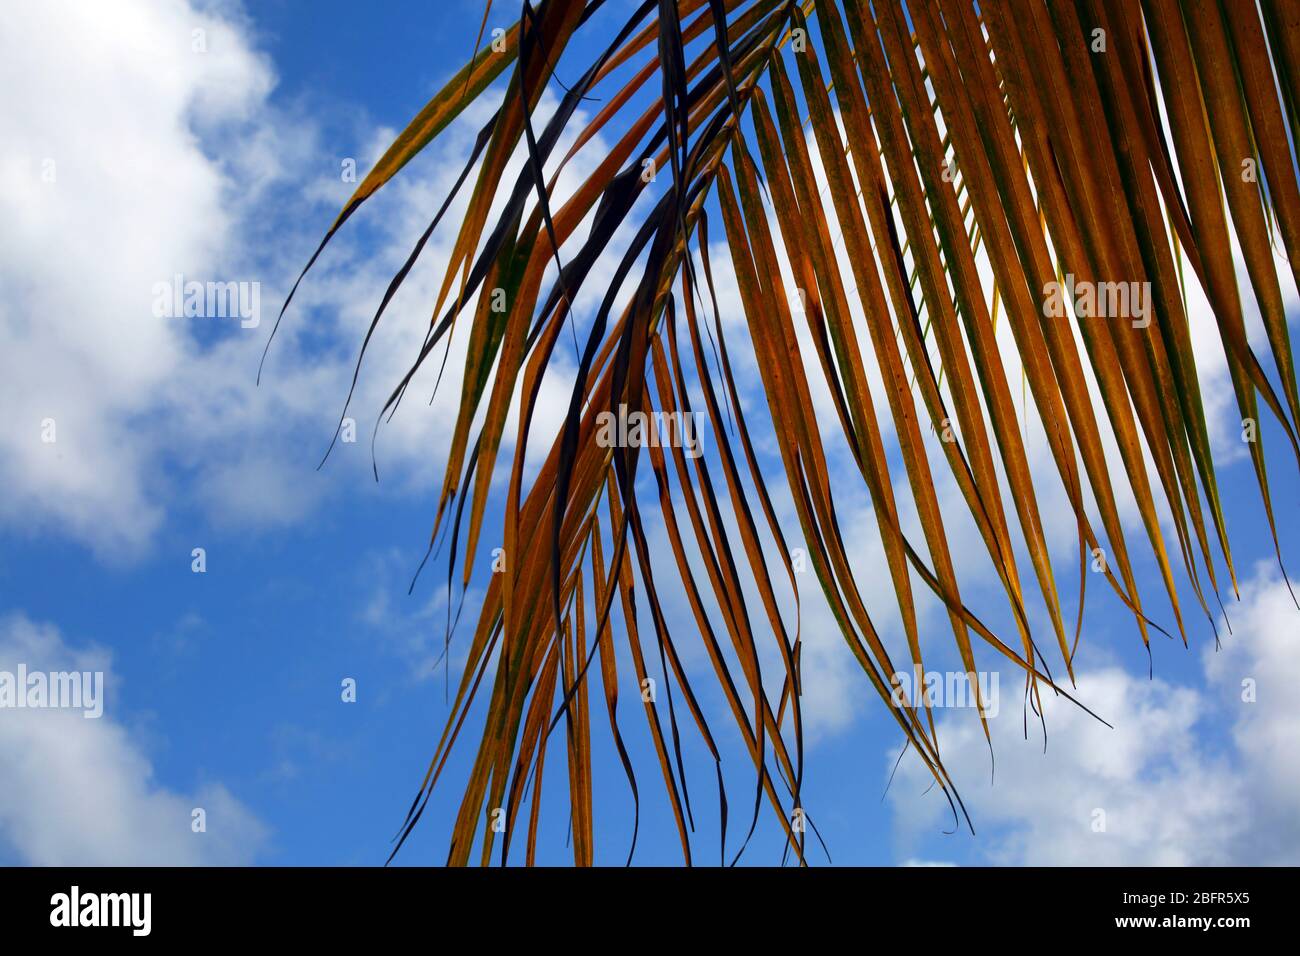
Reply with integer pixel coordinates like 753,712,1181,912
1202,563,1300,861
0,0,602,561
0,613,268,865
888,566,1300,865
0,0,277,557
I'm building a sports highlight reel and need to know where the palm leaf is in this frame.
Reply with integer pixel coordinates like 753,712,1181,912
272,0,1300,865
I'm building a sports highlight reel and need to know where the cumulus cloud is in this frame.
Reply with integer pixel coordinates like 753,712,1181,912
888,566,1300,865
0,0,278,557
0,0,599,561
1201,564,1300,862
0,613,268,865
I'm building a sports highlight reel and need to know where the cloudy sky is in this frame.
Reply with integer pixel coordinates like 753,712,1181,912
1,0,1297,866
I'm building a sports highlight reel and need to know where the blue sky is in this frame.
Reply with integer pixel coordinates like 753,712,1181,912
1,0,1298,867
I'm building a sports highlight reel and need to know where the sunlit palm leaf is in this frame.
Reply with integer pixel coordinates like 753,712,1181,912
272,0,1300,865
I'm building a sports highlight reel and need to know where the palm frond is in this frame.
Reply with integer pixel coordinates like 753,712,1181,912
273,0,1300,865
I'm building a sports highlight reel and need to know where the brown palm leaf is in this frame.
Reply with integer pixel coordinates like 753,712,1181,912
268,0,1300,865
